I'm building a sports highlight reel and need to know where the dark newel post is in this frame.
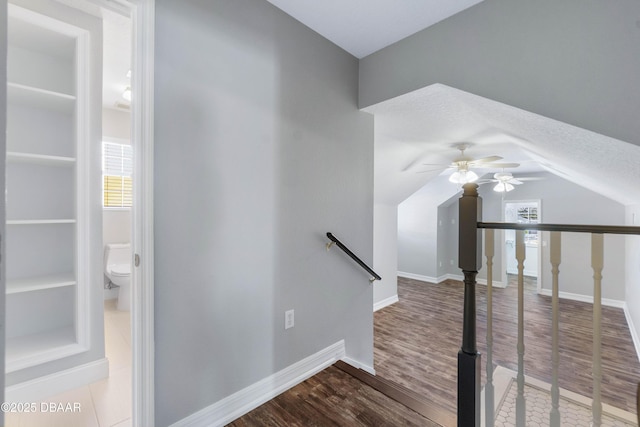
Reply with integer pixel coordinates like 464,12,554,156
458,183,482,427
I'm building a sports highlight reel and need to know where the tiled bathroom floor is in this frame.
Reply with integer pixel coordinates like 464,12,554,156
5,299,132,427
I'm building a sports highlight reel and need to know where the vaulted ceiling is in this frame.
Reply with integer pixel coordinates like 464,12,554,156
268,0,640,207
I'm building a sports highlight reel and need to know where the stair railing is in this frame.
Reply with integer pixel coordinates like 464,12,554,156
326,232,381,283
457,183,640,427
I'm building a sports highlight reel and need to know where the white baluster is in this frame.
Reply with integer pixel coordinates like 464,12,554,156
485,229,495,427
549,232,561,427
515,230,526,427
591,233,604,426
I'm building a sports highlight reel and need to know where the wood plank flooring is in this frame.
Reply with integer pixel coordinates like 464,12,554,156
228,365,441,426
374,275,640,415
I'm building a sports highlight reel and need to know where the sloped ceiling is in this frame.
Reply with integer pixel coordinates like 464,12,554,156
365,84,640,206
266,0,640,208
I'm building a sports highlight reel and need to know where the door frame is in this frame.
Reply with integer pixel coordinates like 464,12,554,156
81,2,156,424
129,0,155,425
92,0,156,424
501,199,543,290
1,0,155,425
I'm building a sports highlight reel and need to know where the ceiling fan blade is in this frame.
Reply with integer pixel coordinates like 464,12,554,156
515,177,544,181
509,179,524,185
416,168,447,174
476,179,497,185
469,155,503,164
474,162,520,169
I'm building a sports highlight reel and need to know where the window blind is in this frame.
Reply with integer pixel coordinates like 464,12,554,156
103,141,133,208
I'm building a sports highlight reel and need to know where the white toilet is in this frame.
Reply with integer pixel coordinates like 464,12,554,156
104,243,131,311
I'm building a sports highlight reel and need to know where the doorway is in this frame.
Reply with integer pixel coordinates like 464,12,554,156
2,0,154,425
503,200,542,286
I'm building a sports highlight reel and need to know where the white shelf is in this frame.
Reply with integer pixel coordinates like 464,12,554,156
7,219,76,225
7,273,76,294
7,81,75,113
6,326,82,373
7,151,75,166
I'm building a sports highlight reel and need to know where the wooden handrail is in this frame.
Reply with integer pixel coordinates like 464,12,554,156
459,184,640,426
478,222,640,235
326,232,381,282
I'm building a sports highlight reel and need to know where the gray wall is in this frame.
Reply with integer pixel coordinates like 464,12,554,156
359,0,640,148
1,0,7,415
400,173,626,299
482,175,626,300
625,205,640,358
397,191,438,279
154,0,373,425
373,203,398,305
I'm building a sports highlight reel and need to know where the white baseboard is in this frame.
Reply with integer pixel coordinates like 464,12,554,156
623,303,640,364
400,271,507,288
373,294,398,312
5,358,109,403
537,289,625,308
397,271,447,284
170,340,346,427
341,356,376,375
445,273,507,289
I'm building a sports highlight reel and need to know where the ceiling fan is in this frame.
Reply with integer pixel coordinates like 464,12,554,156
477,172,542,192
419,143,519,184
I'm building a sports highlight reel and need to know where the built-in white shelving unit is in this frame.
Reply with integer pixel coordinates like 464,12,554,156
6,3,90,374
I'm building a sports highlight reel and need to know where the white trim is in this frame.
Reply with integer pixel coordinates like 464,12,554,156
5,358,108,403
74,19,92,362
445,273,507,289
170,341,346,427
342,356,376,375
623,303,640,363
131,0,155,426
373,294,398,311
537,289,625,308
398,271,506,288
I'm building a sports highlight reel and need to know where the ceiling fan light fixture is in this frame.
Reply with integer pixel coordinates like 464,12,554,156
449,169,479,184
122,86,132,102
493,182,515,192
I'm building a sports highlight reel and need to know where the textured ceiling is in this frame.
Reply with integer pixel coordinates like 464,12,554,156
364,84,640,206
265,0,485,58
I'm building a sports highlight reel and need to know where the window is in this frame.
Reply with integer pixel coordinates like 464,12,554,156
102,141,133,208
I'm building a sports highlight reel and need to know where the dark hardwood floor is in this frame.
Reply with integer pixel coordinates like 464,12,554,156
228,365,441,426
374,275,640,415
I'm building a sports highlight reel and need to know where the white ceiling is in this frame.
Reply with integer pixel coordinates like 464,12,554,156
265,0,485,58
266,0,640,209
102,9,131,110
56,0,131,110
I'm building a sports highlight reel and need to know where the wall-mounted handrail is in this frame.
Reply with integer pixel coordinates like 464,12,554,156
326,232,381,283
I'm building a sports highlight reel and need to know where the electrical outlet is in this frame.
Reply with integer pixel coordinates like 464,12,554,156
450,259,454,266
439,261,442,267
285,309,294,330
